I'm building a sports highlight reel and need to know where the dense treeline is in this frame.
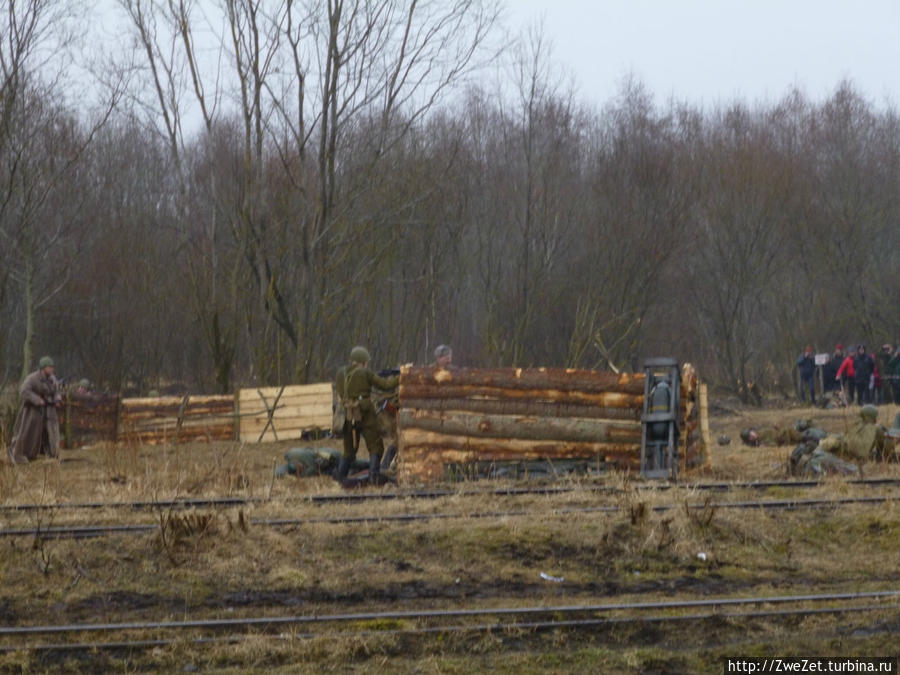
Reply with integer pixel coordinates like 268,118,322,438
1,1,899,401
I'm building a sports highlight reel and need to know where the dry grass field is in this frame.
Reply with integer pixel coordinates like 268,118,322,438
0,401,898,673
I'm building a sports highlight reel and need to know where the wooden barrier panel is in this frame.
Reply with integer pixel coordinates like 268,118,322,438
118,395,235,445
237,383,332,442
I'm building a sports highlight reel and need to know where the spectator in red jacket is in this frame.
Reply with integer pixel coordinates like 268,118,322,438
836,349,856,404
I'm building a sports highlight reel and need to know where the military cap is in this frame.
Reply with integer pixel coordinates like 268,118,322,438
434,344,452,358
860,404,878,422
350,346,370,363
38,356,54,369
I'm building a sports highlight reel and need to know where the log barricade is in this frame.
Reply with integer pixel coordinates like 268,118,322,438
398,365,703,483
60,383,334,448
61,393,120,448
118,395,235,445
237,383,332,443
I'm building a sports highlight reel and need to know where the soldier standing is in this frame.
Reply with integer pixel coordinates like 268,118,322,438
8,357,62,464
334,346,399,484
431,344,456,369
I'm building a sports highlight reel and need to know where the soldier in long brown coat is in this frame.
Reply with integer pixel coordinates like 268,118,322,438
8,356,62,464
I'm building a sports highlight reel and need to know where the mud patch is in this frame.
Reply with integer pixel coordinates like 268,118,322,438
0,598,16,623
62,590,180,621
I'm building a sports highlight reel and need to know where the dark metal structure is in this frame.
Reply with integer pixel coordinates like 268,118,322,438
640,358,681,479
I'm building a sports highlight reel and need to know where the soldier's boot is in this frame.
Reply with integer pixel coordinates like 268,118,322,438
369,452,383,485
381,445,397,471
335,456,352,482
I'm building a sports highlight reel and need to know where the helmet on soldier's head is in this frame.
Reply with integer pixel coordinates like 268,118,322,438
350,346,370,363
860,404,878,423
38,356,54,369
793,419,810,432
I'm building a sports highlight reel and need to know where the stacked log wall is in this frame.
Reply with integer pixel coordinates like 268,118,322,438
117,395,235,445
398,365,703,483
61,393,120,448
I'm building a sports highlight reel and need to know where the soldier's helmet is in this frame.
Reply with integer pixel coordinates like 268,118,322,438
39,356,54,369
350,346,371,363
860,404,878,423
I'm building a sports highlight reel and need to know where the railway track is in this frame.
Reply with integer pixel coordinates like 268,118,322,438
0,494,896,540
2,477,898,513
3,591,898,653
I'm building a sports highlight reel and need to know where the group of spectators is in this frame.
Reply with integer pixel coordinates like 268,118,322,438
796,343,900,406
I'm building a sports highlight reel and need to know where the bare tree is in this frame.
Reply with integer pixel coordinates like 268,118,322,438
0,0,117,379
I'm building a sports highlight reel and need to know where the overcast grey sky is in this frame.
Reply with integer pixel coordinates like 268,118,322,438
507,0,900,108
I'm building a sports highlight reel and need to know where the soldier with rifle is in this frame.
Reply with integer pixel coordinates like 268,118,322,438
333,346,399,485
7,357,62,464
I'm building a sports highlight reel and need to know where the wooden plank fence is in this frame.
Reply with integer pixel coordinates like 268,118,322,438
237,383,332,442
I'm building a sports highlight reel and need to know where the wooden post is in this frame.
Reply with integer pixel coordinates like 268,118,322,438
173,394,190,447
699,383,711,468
64,389,71,450
233,389,240,441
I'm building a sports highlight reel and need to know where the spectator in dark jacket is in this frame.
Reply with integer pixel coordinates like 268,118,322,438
888,348,900,404
852,344,875,405
823,344,844,392
877,344,894,404
796,345,816,405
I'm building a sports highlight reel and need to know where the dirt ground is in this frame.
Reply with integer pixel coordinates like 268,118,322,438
0,400,898,673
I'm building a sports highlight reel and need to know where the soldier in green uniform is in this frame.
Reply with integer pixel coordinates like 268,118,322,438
334,346,400,484
790,439,859,477
841,404,886,463
739,425,804,447
791,405,885,475
274,447,368,478
883,413,900,462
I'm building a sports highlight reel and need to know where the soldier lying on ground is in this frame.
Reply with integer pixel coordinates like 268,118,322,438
274,447,365,478
274,447,397,486
739,419,825,447
789,405,888,476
